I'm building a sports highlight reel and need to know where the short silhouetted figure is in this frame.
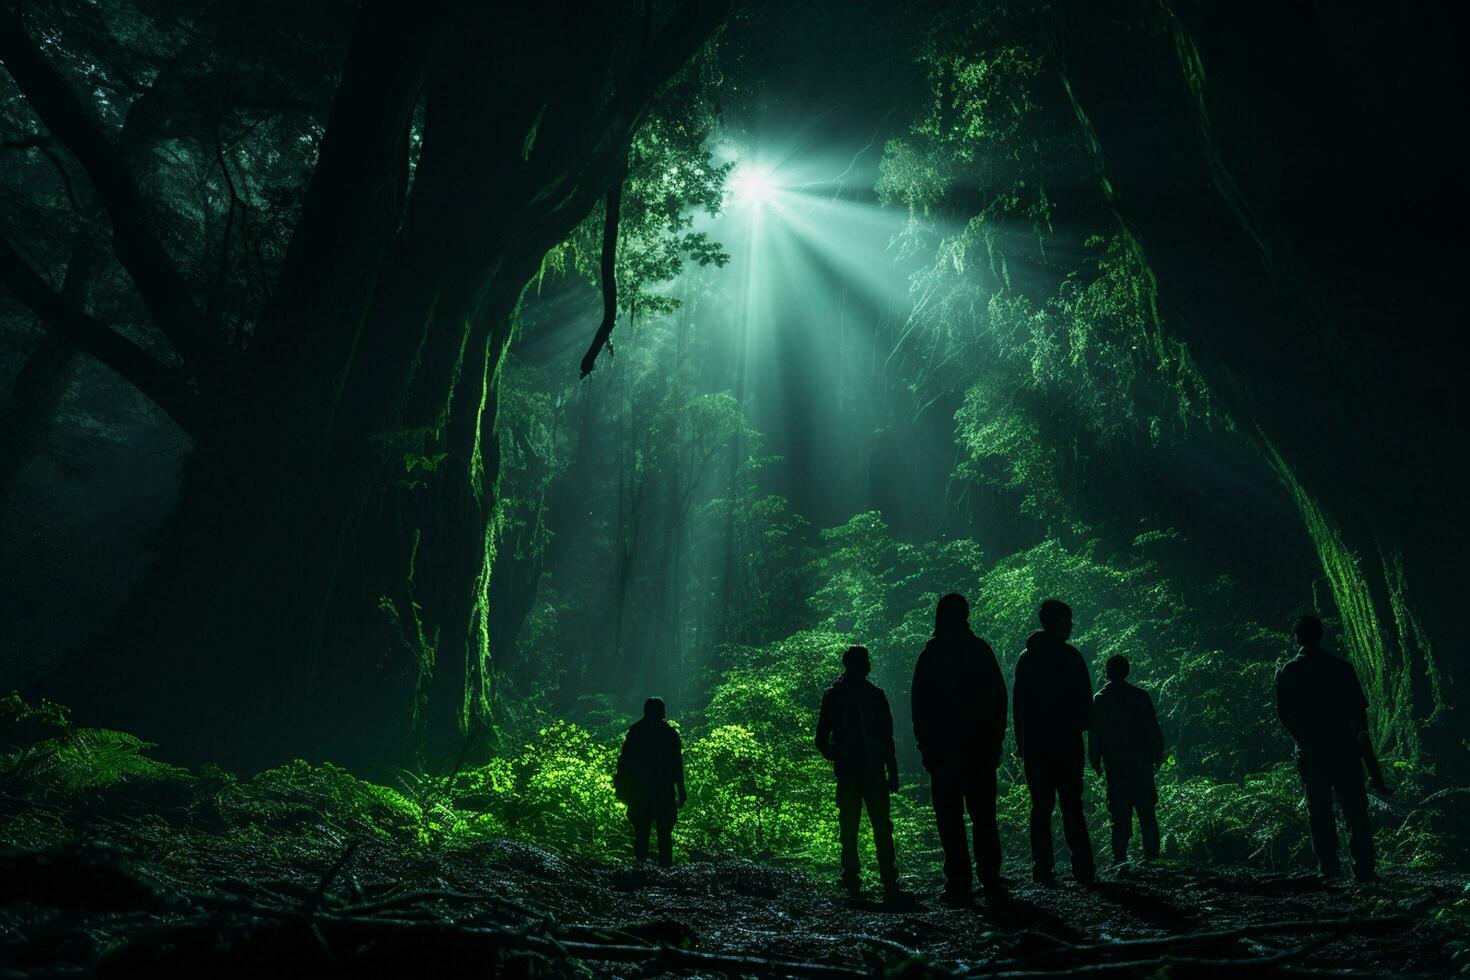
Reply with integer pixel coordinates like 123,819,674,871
615,698,686,868
911,593,1007,905
1091,655,1165,866
816,646,902,899
1276,615,1380,882
1013,598,1097,885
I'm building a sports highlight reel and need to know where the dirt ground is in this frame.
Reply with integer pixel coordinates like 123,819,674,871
456,844,1467,976
6,820,1464,978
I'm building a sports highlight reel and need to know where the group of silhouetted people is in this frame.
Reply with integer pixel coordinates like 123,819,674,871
615,598,1386,894
818,594,1144,905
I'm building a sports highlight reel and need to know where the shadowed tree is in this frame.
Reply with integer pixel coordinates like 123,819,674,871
0,0,732,771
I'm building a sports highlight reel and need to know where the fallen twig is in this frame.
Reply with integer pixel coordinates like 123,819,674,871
336,886,530,918
976,913,1412,971
302,840,359,917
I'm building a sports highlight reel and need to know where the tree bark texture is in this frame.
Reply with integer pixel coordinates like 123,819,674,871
7,0,730,772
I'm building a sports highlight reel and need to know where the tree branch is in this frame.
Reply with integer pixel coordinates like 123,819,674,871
0,232,200,434
0,6,220,372
978,913,1412,974
2,135,52,150
565,0,729,379
579,173,625,377
604,0,732,148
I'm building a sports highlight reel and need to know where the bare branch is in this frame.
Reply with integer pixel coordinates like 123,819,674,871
579,172,625,377
570,0,729,379
1,135,52,150
0,232,200,434
0,6,221,372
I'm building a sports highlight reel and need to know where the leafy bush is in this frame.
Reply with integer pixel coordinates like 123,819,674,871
217,760,427,845
465,720,623,859
1157,765,1308,866
1,694,188,796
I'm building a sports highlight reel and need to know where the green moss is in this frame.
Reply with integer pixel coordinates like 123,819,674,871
1262,439,1431,759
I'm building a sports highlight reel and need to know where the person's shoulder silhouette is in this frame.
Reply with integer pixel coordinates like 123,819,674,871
912,593,1006,772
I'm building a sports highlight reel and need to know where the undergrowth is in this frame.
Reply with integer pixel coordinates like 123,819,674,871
2,691,1457,881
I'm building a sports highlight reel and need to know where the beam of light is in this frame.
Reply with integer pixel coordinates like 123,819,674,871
694,144,950,508
563,133,1040,693
727,163,781,209
680,135,1041,526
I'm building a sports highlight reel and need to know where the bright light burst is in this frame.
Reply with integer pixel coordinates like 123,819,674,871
726,163,781,209
696,142,948,433
706,147,937,318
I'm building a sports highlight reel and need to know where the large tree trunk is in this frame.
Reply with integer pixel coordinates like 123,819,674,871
52,242,545,775
40,0,729,774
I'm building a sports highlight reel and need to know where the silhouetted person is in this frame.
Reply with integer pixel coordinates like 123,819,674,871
615,697,686,868
816,646,903,900
1276,615,1381,882
1013,598,1097,886
1090,655,1165,866
911,593,1007,905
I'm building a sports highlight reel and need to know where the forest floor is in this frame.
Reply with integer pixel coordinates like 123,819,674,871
4,804,1469,980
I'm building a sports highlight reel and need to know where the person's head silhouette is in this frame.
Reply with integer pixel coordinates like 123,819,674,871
1038,598,1073,641
1106,655,1129,681
643,697,666,720
934,593,969,635
1294,614,1324,647
843,645,871,679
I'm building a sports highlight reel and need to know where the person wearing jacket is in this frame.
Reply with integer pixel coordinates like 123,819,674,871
1090,655,1165,866
1276,614,1381,882
1013,598,1097,886
815,645,902,900
911,593,1008,905
615,698,687,868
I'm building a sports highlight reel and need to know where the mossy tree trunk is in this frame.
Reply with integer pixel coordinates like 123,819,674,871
1052,0,1463,775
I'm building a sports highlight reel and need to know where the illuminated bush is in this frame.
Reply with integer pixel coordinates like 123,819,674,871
481,720,623,858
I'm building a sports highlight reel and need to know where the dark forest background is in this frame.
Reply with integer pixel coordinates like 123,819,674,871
2,0,1467,872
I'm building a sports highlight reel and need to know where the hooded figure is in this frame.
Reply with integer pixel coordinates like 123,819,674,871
615,698,686,867
1091,655,1165,864
815,646,902,899
1012,598,1097,885
911,593,1007,904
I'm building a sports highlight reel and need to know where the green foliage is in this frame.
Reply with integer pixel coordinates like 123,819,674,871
1,694,187,795
913,45,1043,162
1158,621,1283,777
683,722,824,857
469,720,623,858
680,632,933,869
537,83,731,319
806,515,895,638
682,633,843,859
218,760,428,845
1157,764,1307,865
1263,440,1426,760
875,139,949,221
0,682,1457,881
